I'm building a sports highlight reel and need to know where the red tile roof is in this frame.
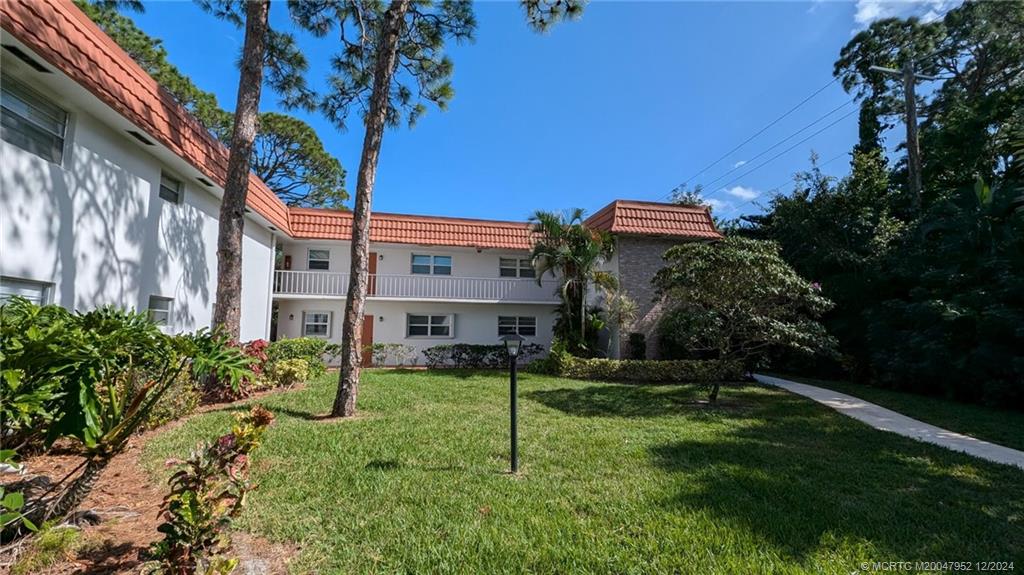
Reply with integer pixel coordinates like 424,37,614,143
0,0,292,233
290,208,536,250
585,200,722,240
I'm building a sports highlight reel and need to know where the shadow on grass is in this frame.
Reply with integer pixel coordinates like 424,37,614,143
524,383,747,418
647,412,1024,561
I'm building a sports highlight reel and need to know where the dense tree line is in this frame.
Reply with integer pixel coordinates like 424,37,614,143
738,1,1024,408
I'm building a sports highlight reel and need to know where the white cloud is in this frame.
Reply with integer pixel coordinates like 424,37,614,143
705,198,731,212
853,0,962,29
732,160,747,169
723,185,760,201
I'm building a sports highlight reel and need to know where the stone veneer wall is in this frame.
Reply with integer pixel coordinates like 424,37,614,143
615,236,686,359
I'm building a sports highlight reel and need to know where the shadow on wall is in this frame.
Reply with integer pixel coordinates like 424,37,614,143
2,118,209,330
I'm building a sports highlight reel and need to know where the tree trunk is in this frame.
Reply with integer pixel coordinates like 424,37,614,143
332,0,411,418
212,0,271,339
708,382,720,403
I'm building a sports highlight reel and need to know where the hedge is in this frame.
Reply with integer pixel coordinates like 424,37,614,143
422,343,545,369
266,337,333,377
538,350,744,383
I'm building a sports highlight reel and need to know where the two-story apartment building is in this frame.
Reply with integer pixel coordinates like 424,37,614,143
0,0,720,364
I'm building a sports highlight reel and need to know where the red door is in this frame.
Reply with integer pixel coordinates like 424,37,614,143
361,314,374,367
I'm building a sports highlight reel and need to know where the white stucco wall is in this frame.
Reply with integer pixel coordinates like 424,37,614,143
274,298,557,364
0,63,273,339
280,240,537,279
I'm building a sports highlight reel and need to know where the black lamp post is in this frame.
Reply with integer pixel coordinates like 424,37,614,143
501,334,524,473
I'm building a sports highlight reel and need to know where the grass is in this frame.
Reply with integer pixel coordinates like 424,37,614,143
770,373,1024,452
11,526,83,575
143,370,1024,574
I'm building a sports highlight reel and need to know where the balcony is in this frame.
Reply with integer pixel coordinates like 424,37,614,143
273,270,561,304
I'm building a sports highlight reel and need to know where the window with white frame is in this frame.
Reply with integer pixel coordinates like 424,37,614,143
148,295,173,327
1,73,68,164
159,172,182,203
499,257,535,278
498,316,536,337
0,276,53,305
307,249,330,270
303,311,332,337
411,254,451,275
407,314,453,337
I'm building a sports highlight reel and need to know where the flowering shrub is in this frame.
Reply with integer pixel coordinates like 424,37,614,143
147,405,275,574
265,359,309,388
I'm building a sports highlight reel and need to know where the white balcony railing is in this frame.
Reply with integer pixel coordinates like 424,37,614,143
273,270,561,303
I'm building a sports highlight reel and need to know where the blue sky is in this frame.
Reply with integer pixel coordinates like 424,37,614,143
131,0,958,222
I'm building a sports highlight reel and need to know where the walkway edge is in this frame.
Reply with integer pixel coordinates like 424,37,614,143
753,374,1024,471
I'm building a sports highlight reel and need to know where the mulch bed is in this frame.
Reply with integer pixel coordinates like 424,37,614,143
0,388,301,574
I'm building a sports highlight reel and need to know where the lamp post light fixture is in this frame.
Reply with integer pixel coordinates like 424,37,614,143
501,334,525,474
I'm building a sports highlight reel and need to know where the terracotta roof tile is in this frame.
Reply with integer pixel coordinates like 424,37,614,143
289,208,536,250
585,200,722,240
0,0,291,233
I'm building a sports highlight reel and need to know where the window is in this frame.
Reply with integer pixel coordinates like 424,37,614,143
148,296,173,327
1,74,67,164
499,257,535,278
0,276,52,305
303,311,332,337
407,314,453,337
308,249,330,271
411,254,451,275
498,316,537,337
159,173,182,203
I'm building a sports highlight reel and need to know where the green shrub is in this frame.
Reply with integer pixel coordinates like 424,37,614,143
0,299,74,452
266,359,309,388
137,371,202,432
370,343,416,366
266,338,329,377
548,348,744,383
422,343,545,369
626,332,646,360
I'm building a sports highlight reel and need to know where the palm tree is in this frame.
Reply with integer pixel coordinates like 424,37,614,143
530,210,616,354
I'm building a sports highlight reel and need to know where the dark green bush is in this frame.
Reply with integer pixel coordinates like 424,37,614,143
137,371,202,432
626,332,646,360
266,338,330,377
545,348,744,383
422,343,545,369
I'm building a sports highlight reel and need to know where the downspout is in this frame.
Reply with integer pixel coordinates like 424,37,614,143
264,232,276,340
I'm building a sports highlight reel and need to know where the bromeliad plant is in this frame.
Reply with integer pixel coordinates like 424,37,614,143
147,405,276,575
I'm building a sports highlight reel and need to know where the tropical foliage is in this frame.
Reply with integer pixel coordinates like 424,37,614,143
530,209,617,355
739,1,1024,408
0,298,257,537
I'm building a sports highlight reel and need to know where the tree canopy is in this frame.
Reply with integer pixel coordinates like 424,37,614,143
740,0,1024,408
76,0,348,209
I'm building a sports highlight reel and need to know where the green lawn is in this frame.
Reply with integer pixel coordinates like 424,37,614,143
770,373,1024,452
143,371,1024,574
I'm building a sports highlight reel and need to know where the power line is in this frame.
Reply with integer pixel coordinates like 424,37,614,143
700,107,859,203
715,150,850,219
694,99,856,193
674,77,840,189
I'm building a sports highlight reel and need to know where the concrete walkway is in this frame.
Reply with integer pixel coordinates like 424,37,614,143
754,374,1024,470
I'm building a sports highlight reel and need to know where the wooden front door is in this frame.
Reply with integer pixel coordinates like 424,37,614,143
361,314,374,367
368,251,378,296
